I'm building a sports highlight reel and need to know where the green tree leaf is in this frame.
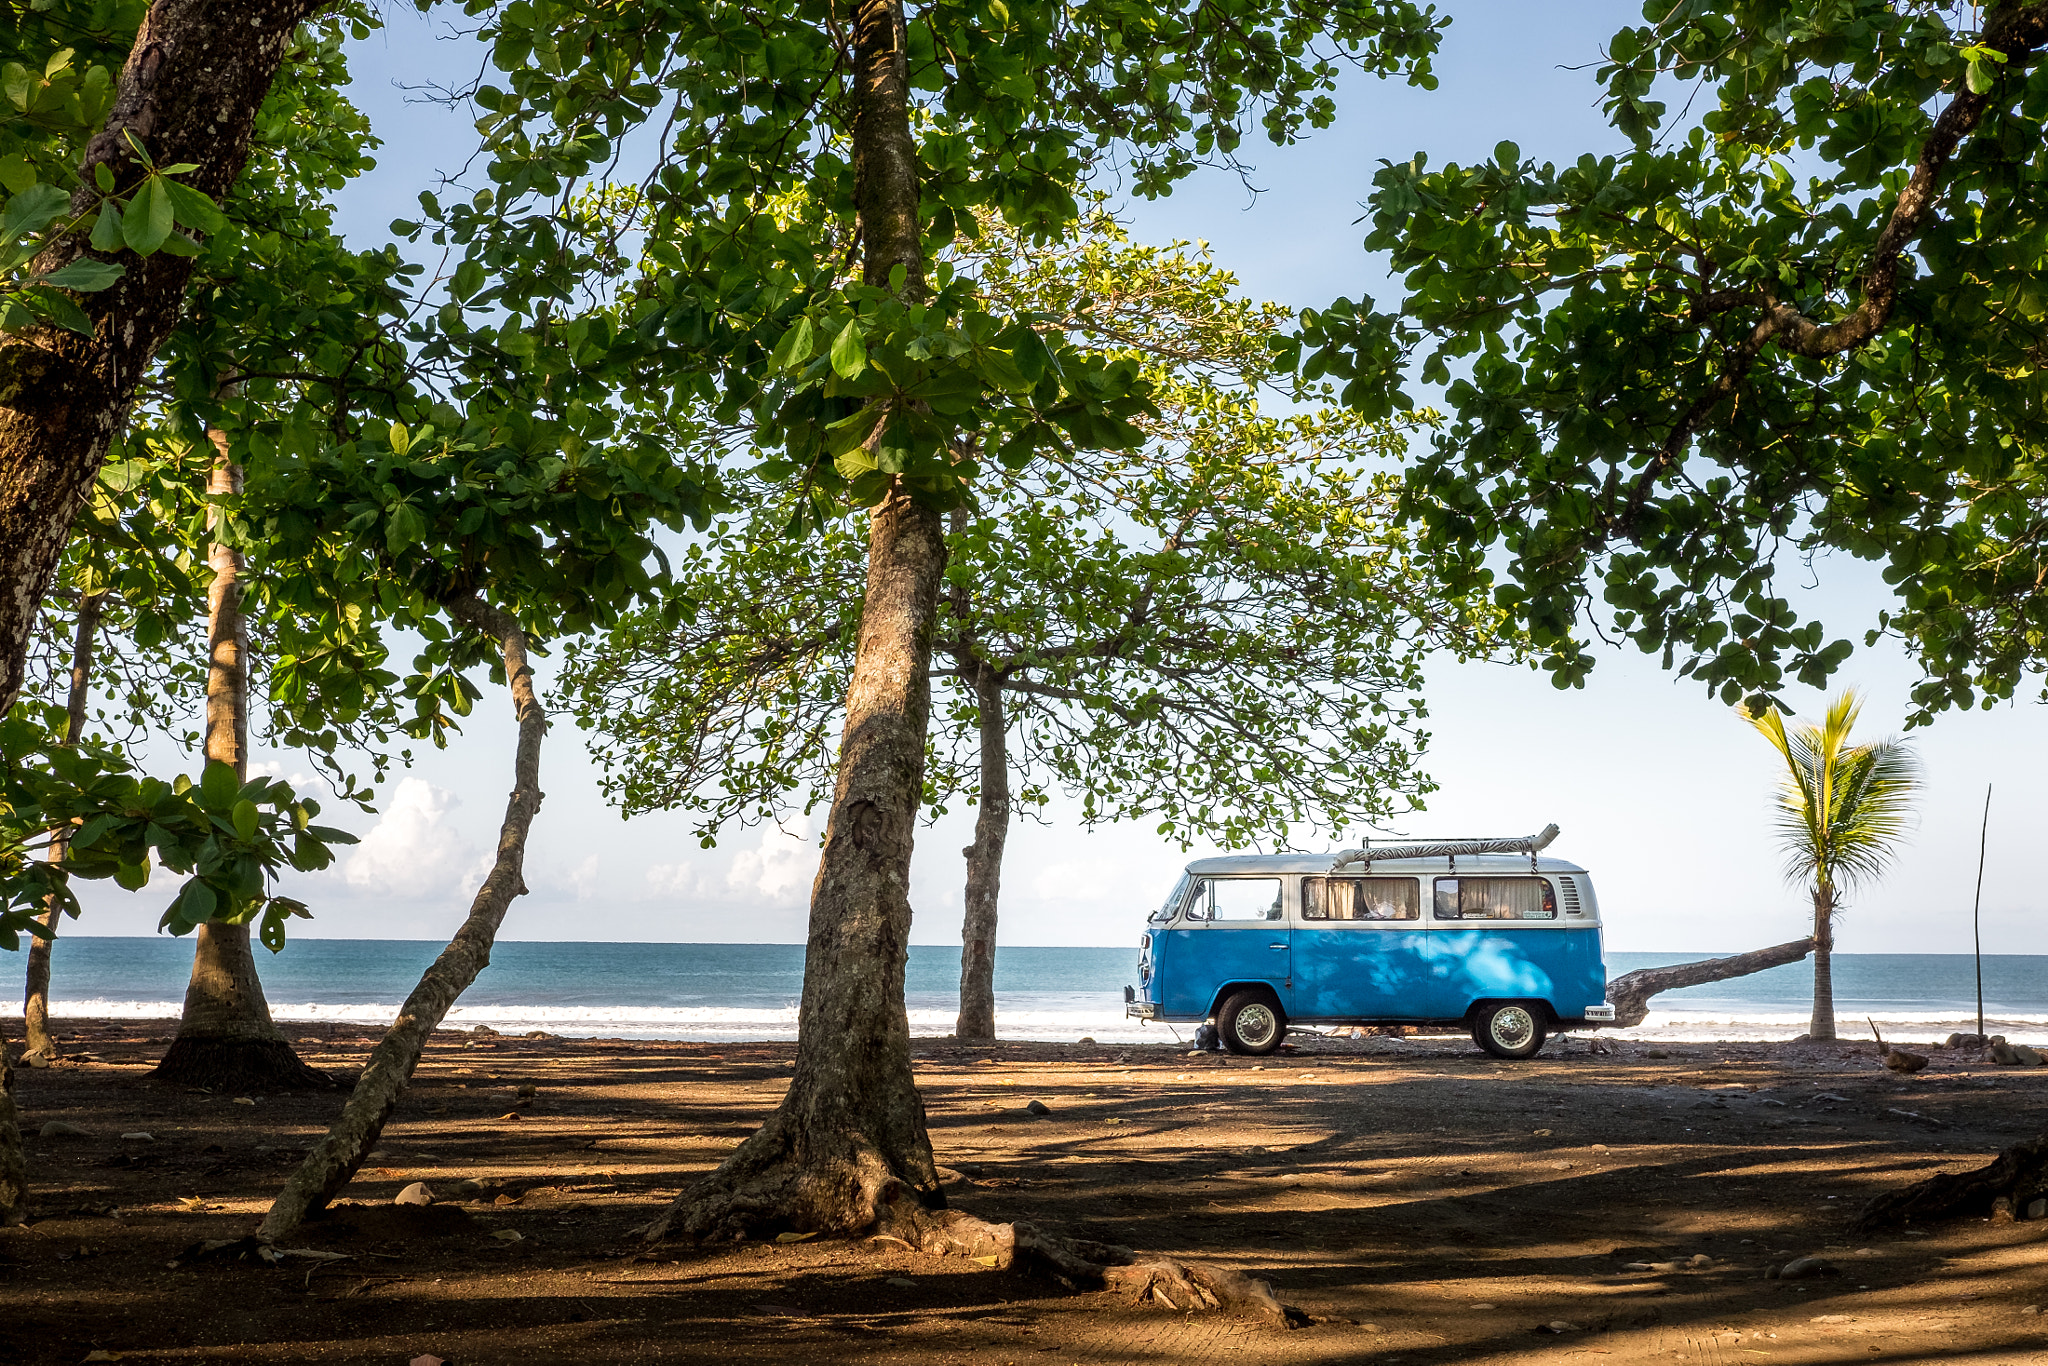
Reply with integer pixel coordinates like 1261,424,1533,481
120,177,173,254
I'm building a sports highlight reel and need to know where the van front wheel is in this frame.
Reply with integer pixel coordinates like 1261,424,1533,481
1218,990,1286,1056
1472,1002,1547,1060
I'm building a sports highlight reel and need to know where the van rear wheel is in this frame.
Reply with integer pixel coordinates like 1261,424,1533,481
1218,990,1286,1056
1472,1002,1547,1060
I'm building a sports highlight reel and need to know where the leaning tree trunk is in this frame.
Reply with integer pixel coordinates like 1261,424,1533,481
1603,937,1816,1028
0,0,326,716
258,592,543,1240
148,427,324,1091
641,0,950,1243
22,590,104,1061
1809,885,1837,1042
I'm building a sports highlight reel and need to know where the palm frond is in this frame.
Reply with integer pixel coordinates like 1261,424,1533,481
1744,688,1919,898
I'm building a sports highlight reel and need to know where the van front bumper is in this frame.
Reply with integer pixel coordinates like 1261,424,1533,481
1123,985,1159,1020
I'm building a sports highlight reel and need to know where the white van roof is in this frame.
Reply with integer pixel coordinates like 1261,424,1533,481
1183,853,1588,876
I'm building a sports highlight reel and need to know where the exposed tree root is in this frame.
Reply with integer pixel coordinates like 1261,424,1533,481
1856,1132,2048,1231
1604,938,1814,1028
145,1038,332,1093
645,1129,1307,1326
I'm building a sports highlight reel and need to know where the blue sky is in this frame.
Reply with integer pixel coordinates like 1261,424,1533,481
65,0,2048,957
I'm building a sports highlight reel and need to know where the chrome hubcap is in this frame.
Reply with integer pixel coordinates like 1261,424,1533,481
1236,1004,1278,1046
1490,1007,1535,1049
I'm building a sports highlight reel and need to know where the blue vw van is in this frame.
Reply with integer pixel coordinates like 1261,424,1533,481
1123,831,1615,1058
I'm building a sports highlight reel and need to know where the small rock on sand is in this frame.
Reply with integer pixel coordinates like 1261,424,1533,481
120,1132,154,1142
38,1121,88,1138
1545,1321,1581,1333
395,1182,437,1206
1025,1100,1051,1116
2026,1198,2047,1220
886,1277,918,1289
1774,1257,1839,1280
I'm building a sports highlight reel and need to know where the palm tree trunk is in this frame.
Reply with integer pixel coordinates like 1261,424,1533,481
148,424,323,1091
1808,885,1837,1042
955,661,1009,1042
22,589,104,1060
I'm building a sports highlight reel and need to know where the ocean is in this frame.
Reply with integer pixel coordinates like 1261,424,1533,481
6,939,2046,1045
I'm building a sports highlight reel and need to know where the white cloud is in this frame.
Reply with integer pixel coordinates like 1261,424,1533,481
727,820,818,906
343,778,488,899
643,861,706,898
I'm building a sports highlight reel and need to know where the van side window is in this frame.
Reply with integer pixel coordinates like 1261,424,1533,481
1302,877,1419,921
1433,877,1558,920
1186,878,1283,922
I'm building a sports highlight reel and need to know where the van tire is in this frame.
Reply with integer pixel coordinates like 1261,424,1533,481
1471,1002,1548,1060
1218,990,1286,1056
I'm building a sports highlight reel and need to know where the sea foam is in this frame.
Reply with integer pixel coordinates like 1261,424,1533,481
11,996,2045,1046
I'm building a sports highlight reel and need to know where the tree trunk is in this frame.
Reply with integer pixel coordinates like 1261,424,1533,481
0,0,326,716
955,660,1009,1042
641,0,951,1244
258,592,543,1240
0,1017,25,1224
1603,937,1815,1028
1809,885,1837,1042
22,590,104,1061
645,491,948,1241
148,426,324,1091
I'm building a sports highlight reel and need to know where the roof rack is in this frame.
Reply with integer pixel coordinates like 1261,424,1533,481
1330,823,1560,873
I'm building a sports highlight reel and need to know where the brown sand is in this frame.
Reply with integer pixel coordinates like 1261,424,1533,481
3,1019,2046,1364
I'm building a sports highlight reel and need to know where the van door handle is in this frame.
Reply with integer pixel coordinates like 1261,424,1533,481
1268,943,1287,951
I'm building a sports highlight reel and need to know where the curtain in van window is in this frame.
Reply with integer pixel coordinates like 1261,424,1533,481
1436,877,1555,920
1302,877,1419,920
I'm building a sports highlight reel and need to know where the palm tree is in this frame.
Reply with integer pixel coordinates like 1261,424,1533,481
1744,690,1919,1042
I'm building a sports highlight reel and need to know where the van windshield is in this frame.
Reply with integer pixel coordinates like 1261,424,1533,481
1149,873,1192,923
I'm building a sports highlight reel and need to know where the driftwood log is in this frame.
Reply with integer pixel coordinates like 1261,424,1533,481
1856,1133,2048,1231
1603,938,1816,1028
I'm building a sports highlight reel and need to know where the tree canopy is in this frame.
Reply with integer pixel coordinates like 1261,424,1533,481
563,214,1497,852
1306,0,2048,723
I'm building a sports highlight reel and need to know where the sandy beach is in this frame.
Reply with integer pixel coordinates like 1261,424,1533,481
4,1018,2046,1364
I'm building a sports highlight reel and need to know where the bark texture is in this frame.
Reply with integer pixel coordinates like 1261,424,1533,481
258,592,544,1241
640,0,954,1244
643,491,948,1240
148,430,324,1092
0,0,326,716
22,589,104,1061
0,1021,24,1224
1856,1132,2048,1231
952,513,1008,1043
1603,938,1815,1029
1809,887,1837,1041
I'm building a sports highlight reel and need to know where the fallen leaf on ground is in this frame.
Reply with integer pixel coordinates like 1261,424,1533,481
491,1229,524,1243
82,1352,121,1362
774,1231,816,1243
